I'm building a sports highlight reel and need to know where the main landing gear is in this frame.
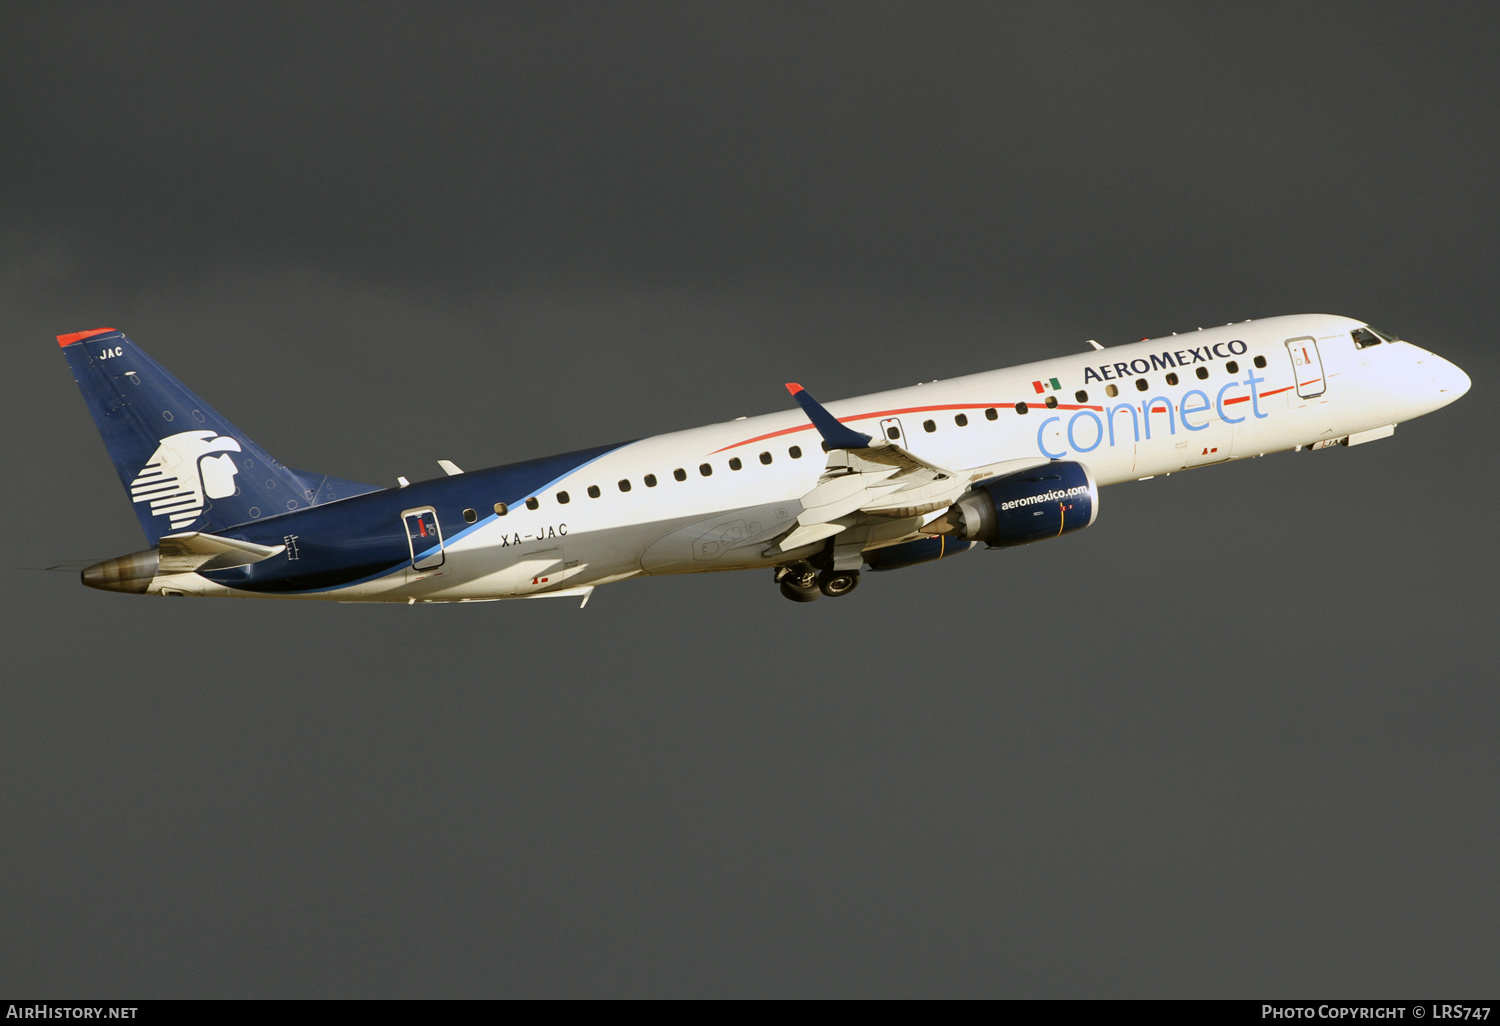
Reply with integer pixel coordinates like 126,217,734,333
774,563,861,602
817,569,860,597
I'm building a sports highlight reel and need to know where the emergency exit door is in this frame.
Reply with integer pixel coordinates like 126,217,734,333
1285,336,1327,399
879,417,907,445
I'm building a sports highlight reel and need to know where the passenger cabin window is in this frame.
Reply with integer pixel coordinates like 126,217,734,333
923,419,936,432
1254,355,1267,368
699,463,713,476
525,497,539,510
556,492,570,504
1196,366,1209,380
760,452,773,464
1226,360,1239,374
985,407,998,420
1134,378,1148,392
1105,384,1118,398
789,446,802,459
673,468,687,481
1044,396,1058,408
587,485,601,498
494,502,509,516
1074,391,1087,403
1015,402,1028,414
1165,373,1179,386
644,474,657,487
618,479,632,492
955,413,968,427
463,508,478,523
729,457,742,470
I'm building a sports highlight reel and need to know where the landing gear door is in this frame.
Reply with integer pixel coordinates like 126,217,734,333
879,417,907,446
1286,336,1327,399
402,507,445,570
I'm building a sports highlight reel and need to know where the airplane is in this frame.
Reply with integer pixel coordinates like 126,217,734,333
57,314,1469,606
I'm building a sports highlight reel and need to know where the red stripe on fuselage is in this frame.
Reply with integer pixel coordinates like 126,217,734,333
709,401,1108,453
712,385,1295,453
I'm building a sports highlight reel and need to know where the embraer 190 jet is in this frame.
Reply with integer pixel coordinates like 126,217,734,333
59,315,1468,605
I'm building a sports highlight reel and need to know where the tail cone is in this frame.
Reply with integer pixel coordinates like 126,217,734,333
82,549,159,593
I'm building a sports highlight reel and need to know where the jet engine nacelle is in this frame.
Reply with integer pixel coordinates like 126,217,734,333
864,536,976,571
925,460,1098,548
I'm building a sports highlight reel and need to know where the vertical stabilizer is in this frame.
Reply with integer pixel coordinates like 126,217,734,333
58,329,378,545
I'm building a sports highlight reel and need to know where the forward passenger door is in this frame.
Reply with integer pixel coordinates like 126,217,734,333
1286,337,1327,399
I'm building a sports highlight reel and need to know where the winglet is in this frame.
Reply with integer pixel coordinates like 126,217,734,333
57,328,117,347
784,383,872,449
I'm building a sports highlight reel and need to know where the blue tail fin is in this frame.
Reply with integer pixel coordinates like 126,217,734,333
58,328,380,545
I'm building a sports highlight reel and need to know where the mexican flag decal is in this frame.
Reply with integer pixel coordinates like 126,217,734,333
1031,377,1062,394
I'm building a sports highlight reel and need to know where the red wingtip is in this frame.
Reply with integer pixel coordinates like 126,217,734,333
784,382,804,395
56,328,117,347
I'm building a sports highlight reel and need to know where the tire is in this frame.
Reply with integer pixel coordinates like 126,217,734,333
780,578,822,602
817,569,860,598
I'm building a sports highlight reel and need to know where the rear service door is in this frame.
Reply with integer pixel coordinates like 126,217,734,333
402,507,445,570
1286,336,1327,399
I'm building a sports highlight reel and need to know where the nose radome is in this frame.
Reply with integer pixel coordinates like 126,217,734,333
1431,355,1471,402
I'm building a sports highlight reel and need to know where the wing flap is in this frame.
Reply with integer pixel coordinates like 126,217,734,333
774,383,1056,555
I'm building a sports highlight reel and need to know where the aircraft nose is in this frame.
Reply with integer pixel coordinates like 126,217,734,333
1428,354,1471,405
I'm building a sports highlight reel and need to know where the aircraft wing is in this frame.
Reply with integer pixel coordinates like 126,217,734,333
771,384,975,552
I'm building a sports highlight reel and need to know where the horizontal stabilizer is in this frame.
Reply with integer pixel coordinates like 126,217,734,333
157,532,286,573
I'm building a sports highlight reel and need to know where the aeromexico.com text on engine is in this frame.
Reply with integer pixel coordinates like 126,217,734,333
999,486,1089,511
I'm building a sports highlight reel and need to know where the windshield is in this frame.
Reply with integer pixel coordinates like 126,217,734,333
1352,325,1403,348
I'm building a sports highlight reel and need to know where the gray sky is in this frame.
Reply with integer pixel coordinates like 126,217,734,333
3,2,1496,997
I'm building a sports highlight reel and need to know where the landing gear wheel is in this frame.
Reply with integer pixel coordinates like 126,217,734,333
779,576,821,602
817,569,861,598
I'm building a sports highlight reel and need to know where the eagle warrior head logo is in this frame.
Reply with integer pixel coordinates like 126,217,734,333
130,431,243,530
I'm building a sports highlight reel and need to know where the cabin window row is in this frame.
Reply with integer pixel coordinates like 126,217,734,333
901,408,1005,436
491,444,808,514
486,355,1272,515
1077,355,1267,401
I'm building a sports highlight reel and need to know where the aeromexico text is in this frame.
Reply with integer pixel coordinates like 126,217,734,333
1082,339,1248,383
1000,486,1089,511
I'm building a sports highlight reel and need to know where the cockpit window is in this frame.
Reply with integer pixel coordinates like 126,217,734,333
1352,327,1382,349
1371,326,1402,343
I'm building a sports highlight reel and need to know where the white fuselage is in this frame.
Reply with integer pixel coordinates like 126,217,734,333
161,313,1470,602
